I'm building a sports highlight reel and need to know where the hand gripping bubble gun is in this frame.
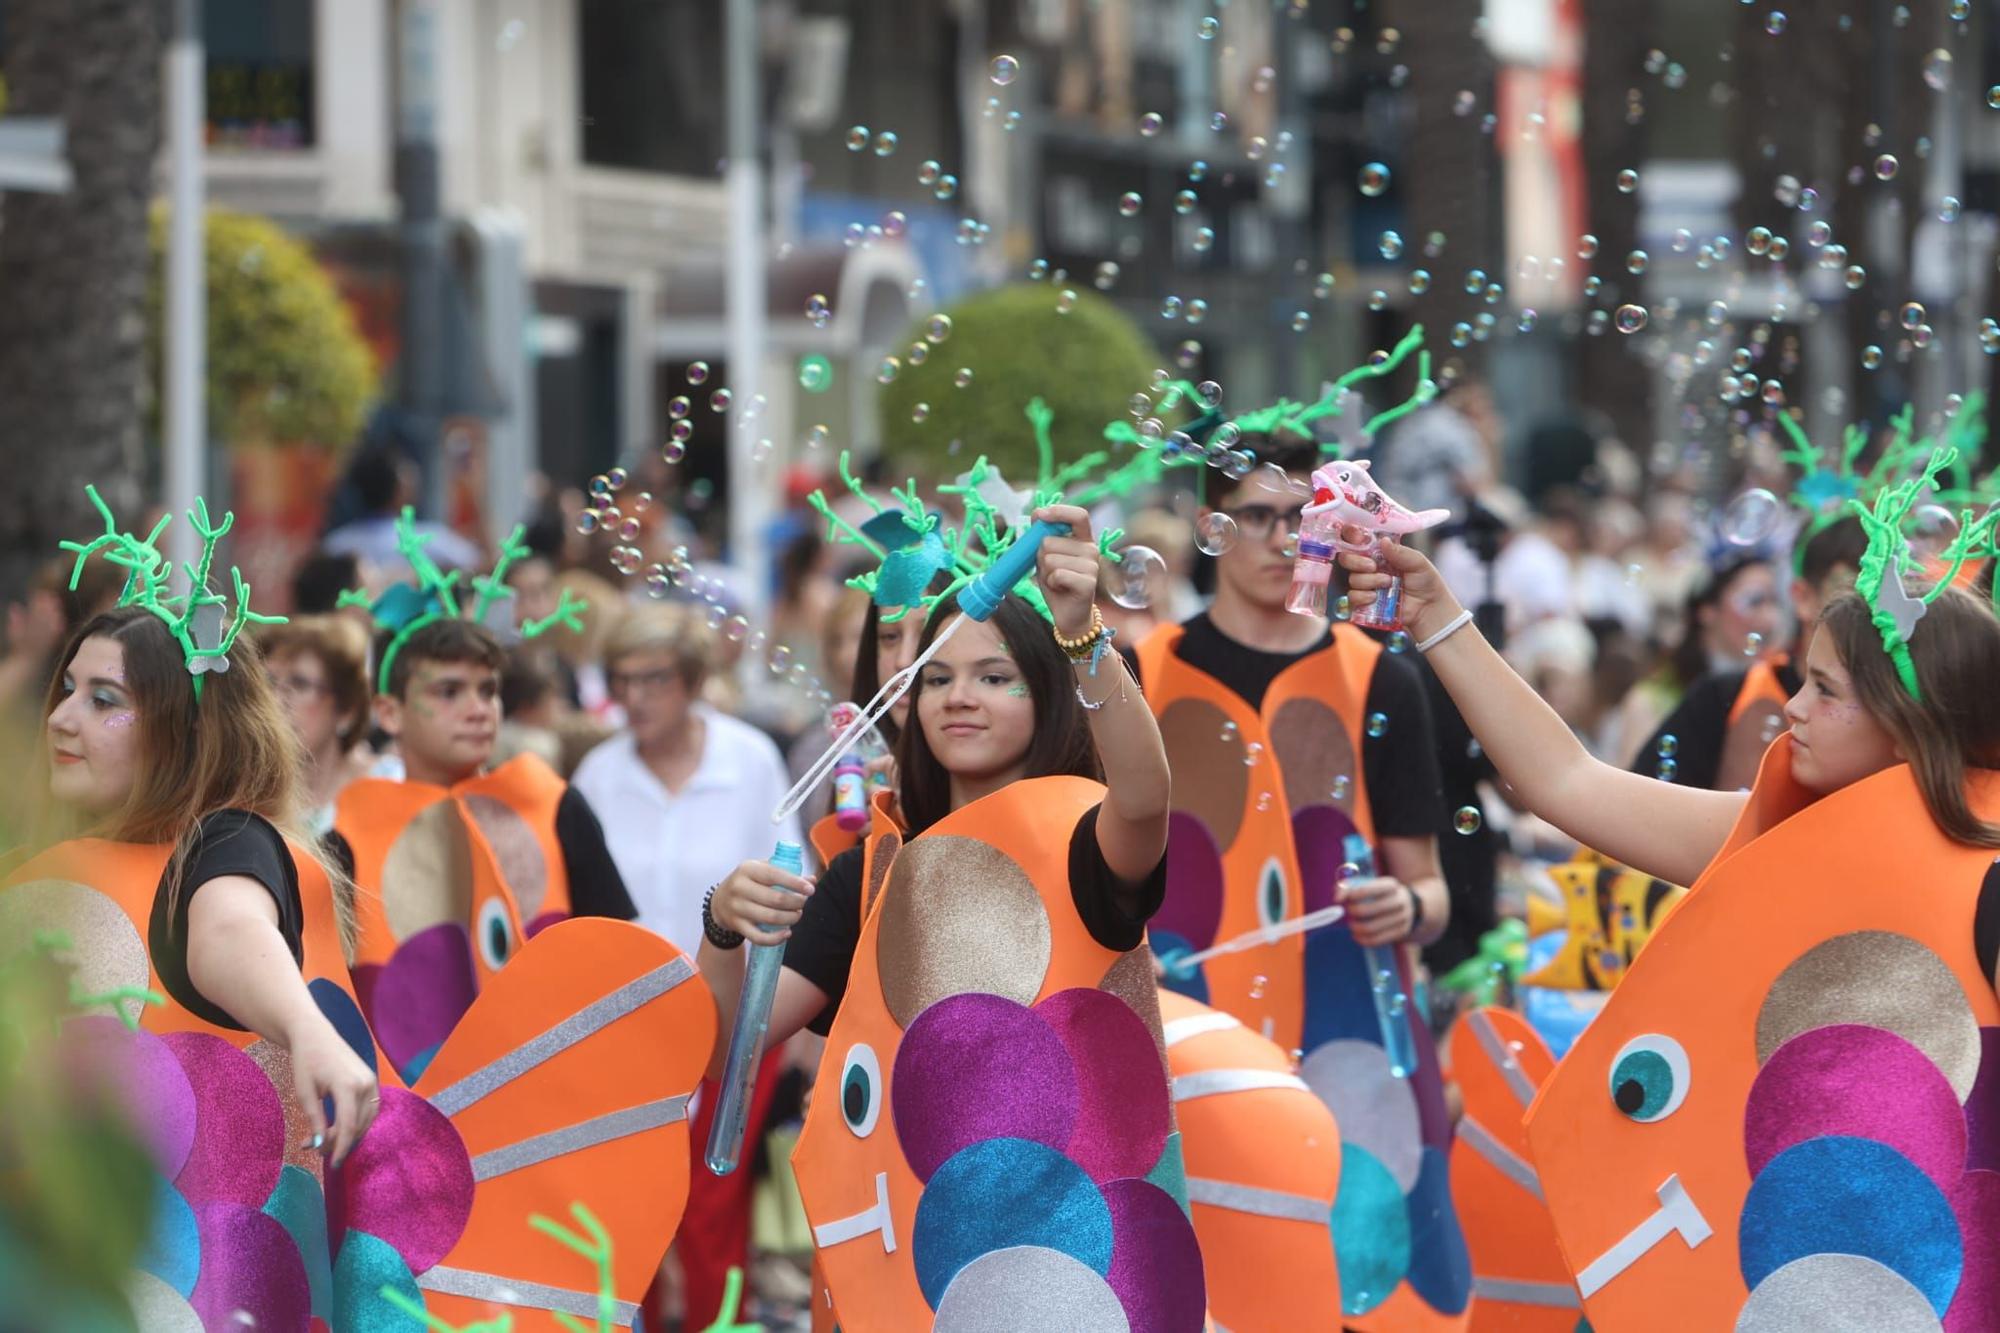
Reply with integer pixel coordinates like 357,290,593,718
1289,459,1450,630
707,519,1071,1175
828,702,891,832
1343,833,1418,1079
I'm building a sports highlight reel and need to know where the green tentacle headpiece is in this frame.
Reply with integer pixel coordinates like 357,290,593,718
1779,397,1984,575
339,508,587,695
59,485,286,702
807,400,1128,627
1848,444,2000,701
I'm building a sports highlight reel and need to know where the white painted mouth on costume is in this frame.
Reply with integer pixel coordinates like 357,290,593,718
1574,1174,1713,1298
812,1170,898,1254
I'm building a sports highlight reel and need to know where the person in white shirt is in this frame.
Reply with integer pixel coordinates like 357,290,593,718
571,603,803,957
570,600,803,1329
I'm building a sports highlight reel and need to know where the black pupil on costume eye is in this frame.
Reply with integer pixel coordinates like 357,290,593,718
489,917,509,960
1614,1078,1646,1115
844,1069,869,1123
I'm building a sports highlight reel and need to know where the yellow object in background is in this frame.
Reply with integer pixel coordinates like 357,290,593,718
1520,849,1686,992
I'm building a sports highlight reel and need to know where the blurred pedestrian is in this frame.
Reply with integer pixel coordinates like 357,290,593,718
258,615,375,834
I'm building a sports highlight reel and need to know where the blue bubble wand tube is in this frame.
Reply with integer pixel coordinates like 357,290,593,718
706,520,1069,1174
1343,833,1418,1079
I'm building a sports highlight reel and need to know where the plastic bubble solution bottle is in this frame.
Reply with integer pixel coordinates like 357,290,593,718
1286,499,1340,617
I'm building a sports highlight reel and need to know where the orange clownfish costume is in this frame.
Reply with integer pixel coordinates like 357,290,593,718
791,776,1206,1330
1138,623,1473,1329
335,763,541,1082
3,840,716,1331
1524,743,2000,1330
1160,990,1345,1328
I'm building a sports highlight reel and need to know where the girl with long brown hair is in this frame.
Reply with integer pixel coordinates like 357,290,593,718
17,598,379,1165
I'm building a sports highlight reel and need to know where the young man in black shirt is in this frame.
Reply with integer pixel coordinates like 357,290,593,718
1129,435,1450,1037
1634,516,1867,791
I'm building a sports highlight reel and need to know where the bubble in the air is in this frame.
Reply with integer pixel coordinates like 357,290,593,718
1743,632,1764,657
1899,301,1927,330
1616,168,1639,194
1940,196,1963,223
1365,712,1388,738
875,356,901,384
1210,111,1229,133
798,356,832,392
1291,310,1312,333
910,402,930,423
1626,250,1649,275
1453,807,1482,835
1110,545,1168,610
575,509,599,536
670,419,694,444
1195,511,1238,556
1174,190,1198,216
1193,226,1216,253
1055,288,1077,314
709,387,732,413
924,314,954,344
1656,757,1679,781
918,159,942,187
1874,154,1899,180
1117,191,1144,218
1989,86,2000,109
989,54,1019,86
1807,220,1832,247
1765,11,1786,34
933,174,958,201
1358,162,1391,196
1198,15,1220,39
1313,271,1336,299
1845,264,1867,290
1578,233,1600,259
1454,89,1476,116
805,423,830,450
687,361,710,385
1379,230,1404,260
1615,304,1648,334
1722,487,1781,544
1923,48,1953,92
1186,298,1210,324
845,125,869,152
1244,741,1264,768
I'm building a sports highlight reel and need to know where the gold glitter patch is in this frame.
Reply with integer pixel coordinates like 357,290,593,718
1756,929,1983,1101
0,879,151,1027
1269,696,1358,816
245,1039,327,1184
1100,947,1174,1103
875,835,1051,1029
1157,697,1250,852
1718,700,1785,792
460,793,549,921
380,799,476,943
863,832,902,920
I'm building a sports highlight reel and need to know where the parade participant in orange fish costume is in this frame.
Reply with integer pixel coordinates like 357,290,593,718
1130,362,1469,1329
1341,447,2000,1330
702,492,1203,1330
1159,990,1346,1329
5,491,716,1331
332,515,636,1082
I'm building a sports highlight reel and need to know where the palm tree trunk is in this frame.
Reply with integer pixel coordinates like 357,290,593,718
0,0,164,593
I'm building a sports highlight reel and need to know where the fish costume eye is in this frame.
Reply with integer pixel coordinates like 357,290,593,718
1608,1034,1690,1122
477,896,516,971
1258,859,1286,931
841,1043,883,1137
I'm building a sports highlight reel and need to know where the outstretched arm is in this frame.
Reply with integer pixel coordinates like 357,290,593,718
1341,534,1746,886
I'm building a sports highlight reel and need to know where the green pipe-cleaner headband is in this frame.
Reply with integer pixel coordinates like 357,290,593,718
806,400,1127,627
338,508,588,695
1847,443,2000,702
60,485,286,702
1778,396,1986,576
1099,326,1436,503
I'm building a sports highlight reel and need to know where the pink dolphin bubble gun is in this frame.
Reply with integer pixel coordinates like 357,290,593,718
1289,459,1450,630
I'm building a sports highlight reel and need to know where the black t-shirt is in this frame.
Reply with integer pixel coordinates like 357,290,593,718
1128,614,1444,839
1630,658,1801,789
321,783,638,922
784,804,1167,1037
149,809,306,1030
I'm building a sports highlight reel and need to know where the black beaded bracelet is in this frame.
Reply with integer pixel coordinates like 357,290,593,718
702,886,745,950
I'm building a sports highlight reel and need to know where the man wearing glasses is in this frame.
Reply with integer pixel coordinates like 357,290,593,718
1130,434,1452,1039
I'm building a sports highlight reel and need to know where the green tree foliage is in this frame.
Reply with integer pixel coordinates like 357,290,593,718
877,284,1165,478
147,207,379,450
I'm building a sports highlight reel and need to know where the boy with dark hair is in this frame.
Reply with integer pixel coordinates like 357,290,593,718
1634,514,1869,791
329,616,634,1078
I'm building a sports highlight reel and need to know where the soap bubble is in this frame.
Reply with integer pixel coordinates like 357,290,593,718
709,387,732,413
925,313,954,343
1175,189,1198,215
1195,511,1239,556
845,125,870,152
1453,807,1483,835
1625,250,1649,275
1358,162,1391,196
1139,112,1164,137
1365,712,1388,738
1616,168,1639,193
1109,545,1169,609
1291,310,1312,333
1765,11,1786,34
687,360,710,385
954,367,975,388
1118,191,1143,217
1615,304,1649,334
1379,230,1404,260
910,402,930,423
1198,15,1219,39
798,356,832,392
1923,48,1953,92
1900,301,1926,330
1193,226,1216,252
1874,154,1899,180
575,509,600,535
1722,487,1781,545
989,54,1019,86
875,356,901,384
1578,233,1600,259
